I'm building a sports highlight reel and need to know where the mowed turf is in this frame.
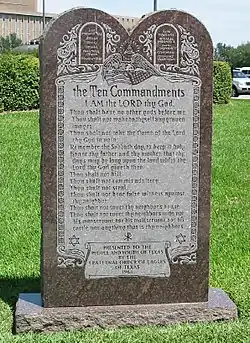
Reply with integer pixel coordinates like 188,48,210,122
0,101,250,342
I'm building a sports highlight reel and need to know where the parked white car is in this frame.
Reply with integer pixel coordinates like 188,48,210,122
235,67,250,78
232,69,250,97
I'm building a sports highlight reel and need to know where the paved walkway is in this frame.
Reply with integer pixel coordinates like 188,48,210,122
233,95,250,99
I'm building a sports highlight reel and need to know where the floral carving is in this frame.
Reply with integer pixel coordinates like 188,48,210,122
179,252,197,264
169,244,197,265
160,64,179,73
102,23,120,54
57,246,85,268
57,24,81,76
178,25,200,76
139,24,156,61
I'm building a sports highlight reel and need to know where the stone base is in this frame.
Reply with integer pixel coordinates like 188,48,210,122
15,288,237,333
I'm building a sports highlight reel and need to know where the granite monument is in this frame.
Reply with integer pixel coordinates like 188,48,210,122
15,7,237,333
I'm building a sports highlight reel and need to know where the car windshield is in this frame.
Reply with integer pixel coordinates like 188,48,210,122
233,71,246,78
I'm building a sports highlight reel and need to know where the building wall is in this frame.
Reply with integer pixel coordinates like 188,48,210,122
0,11,138,43
0,0,37,13
0,12,52,42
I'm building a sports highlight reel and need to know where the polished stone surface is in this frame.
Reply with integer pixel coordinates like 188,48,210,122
39,7,214,308
15,288,237,333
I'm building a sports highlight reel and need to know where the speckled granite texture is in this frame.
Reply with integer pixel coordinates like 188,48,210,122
40,7,214,308
15,288,237,333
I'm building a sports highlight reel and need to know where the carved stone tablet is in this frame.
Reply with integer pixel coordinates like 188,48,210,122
40,8,213,307
79,23,105,65
154,24,179,66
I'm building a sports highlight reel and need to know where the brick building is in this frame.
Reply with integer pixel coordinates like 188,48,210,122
0,1,138,43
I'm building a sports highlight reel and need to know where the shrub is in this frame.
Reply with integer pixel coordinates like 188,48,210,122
213,61,232,104
0,54,233,111
0,53,39,112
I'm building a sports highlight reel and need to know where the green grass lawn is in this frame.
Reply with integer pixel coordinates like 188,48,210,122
0,100,250,342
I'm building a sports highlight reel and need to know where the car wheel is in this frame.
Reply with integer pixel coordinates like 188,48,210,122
232,87,239,97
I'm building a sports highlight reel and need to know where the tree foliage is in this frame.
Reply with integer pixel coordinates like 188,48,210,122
0,33,22,53
214,41,250,68
0,53,39,112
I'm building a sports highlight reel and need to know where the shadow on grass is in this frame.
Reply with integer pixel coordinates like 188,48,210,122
0,276,40,309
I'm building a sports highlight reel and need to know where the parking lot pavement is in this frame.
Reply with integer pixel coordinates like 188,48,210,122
233,95,250,99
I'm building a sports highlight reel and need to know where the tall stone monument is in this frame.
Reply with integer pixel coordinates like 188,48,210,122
15,7,237,332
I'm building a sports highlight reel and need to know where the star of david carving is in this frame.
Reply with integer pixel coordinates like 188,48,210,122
69,234,80,247
176,233,186,244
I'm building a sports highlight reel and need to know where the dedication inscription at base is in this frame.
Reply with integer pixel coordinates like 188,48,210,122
41,8,213,307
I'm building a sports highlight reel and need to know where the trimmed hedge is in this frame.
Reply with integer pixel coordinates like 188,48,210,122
0,54,232,112
0,53,39,112
213,61,232,104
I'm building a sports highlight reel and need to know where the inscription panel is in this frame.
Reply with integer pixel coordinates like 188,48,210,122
56,54,201,278
79,23,105,65
155,24,179,65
